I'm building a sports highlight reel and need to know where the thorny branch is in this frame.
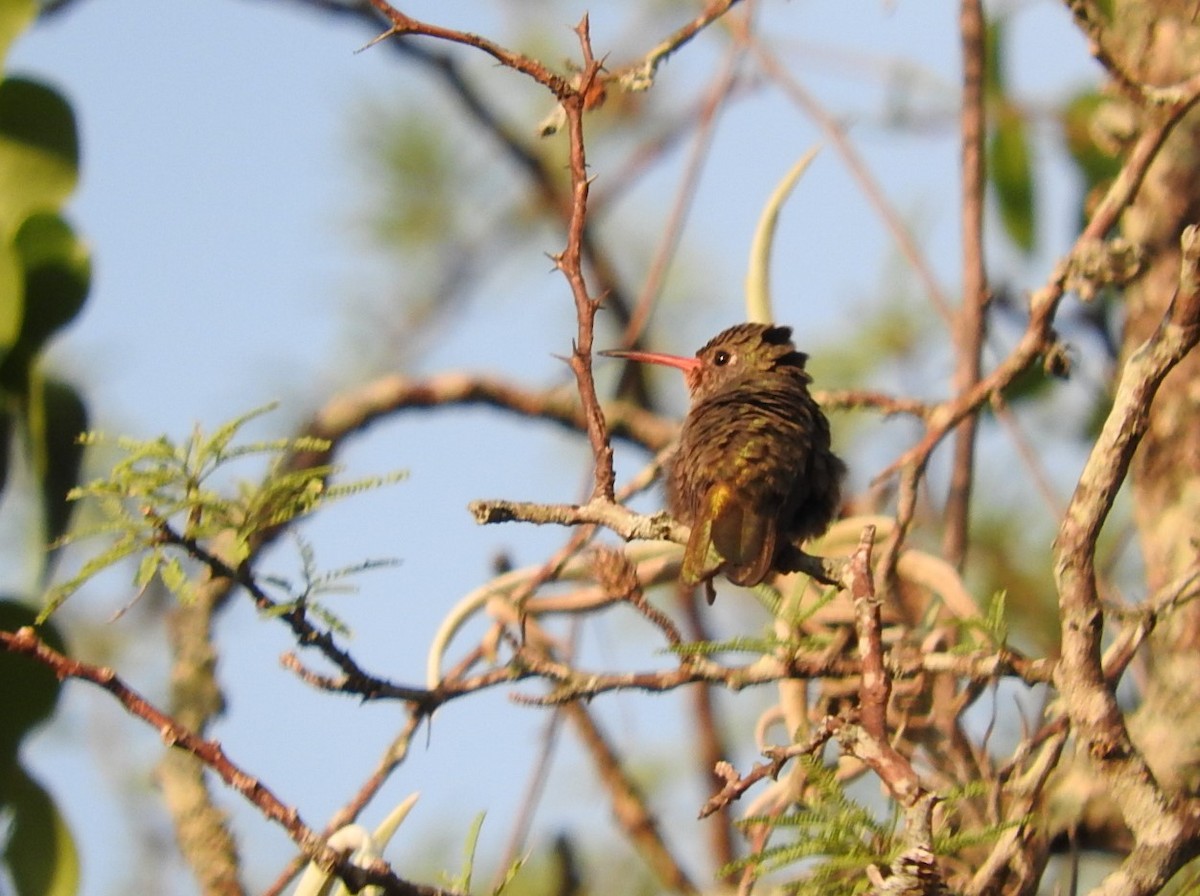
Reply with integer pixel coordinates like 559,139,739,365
130,5,753,889
873,65,1200,588
556,18,618,501
0,627,457,896
32,3,1200,893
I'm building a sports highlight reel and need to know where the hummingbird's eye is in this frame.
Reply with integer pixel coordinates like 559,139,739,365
713,350,731,366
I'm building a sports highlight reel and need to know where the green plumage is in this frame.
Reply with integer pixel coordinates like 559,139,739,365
664,324,844,596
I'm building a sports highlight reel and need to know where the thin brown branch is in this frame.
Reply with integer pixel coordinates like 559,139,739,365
489,641,1051,708
676,581,737,875
491,700,568,892
989,394,1064,518
153,519,433,706
468,496,845,585
541,16,616,501
874,74,1200,493
966,725,1068,896
470,497,679,541
0,628,456,896
611,0,744,92
281,373,918,490
849,526,887,740
364,0,571,98
943,0,989,569
562,701,699,893
698,719,838,819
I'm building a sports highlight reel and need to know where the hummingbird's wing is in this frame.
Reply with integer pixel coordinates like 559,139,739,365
682,481,777,592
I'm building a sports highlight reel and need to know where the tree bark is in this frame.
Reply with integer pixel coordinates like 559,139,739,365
1102,0,1200,795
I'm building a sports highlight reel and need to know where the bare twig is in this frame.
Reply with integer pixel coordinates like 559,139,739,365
364,0,571,97
943,0,989,568
699,719,839,819
563,700,699,893
612,0,745,92
153,518,433,705
0,628,457,896
554,18,618,501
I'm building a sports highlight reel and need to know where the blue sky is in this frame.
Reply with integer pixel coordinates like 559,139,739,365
8,2,1097,893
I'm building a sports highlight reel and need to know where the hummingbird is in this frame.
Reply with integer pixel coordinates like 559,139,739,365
603,323,844,600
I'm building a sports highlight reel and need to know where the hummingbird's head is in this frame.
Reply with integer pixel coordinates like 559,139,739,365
600,322,809,400
690,323,808,396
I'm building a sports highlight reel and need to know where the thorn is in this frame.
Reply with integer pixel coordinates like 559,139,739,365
356,27,399,54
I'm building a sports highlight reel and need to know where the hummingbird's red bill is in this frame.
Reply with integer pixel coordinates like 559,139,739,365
599,348,700,373
601,347,703,392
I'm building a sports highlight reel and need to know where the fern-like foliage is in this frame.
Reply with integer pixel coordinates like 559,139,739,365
670,583,840,659
723,754,899,896
260,533,399,636
40,403,405,620
948,590,1010,655
931,781,1023,858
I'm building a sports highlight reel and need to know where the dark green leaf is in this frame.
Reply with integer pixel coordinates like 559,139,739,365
0,598,66,762
37,378,88,552
983,17,1005,100
0,237,21,353
0,77,79,225
997,357,1053,405
988,105,1035,253
0,212,90,390
1061,90,1123,192
1,764,80,896
0,405,11,497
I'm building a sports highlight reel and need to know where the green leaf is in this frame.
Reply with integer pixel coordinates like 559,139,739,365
988,104,1035,253
447,813,486,893
1061,90,1123,192
0,77,79,226
984,590,1009,644
983,17,1005,101
159,555,191,602
0,404,11,496
12,212,90,352
0,598,66,762
1,764,80,896
40,531,141,620
997,358,1053,405
34,377,89,553
133,551,159,591
0,236,22,352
